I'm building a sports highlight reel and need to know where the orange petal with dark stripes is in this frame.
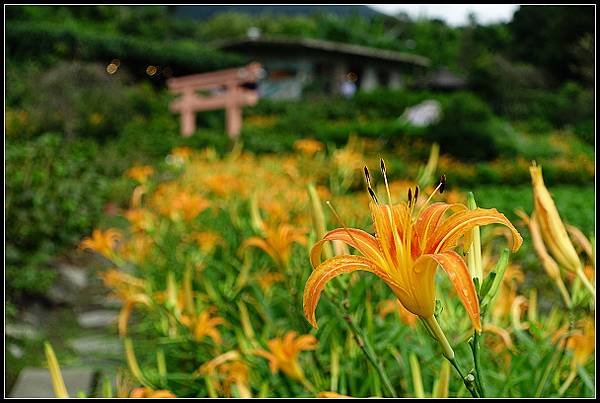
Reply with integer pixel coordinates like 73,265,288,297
425,251,481,331
310,228,384,268
430,208,523,254
303,255,397,328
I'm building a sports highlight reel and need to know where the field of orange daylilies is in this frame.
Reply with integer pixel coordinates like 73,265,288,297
46,138,594,398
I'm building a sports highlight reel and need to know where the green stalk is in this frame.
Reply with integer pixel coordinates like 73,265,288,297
422,316,454,360
575,266,595,298
467,192,483,281
44,342,69,398
447,356,480,398
469,332,486,397
333,298,397,397
409,353,425,398
343,312,397,397
422,316,479,398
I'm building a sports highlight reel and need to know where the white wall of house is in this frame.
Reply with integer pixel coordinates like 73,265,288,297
360,66,379,92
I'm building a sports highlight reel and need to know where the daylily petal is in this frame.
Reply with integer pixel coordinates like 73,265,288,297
424,251,481,331
293,334,318,351
369,203,406,265
241,237,280,263
303,255,401,328
415,203,466,249
531,165,581,272
310,228,385,268
430,208,522,254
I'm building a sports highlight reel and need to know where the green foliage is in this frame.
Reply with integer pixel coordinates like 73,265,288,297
6,134,129,300
17,61,135,141
423,92,518,161
5,21,247,77
509,5,594,84
471,184,595,235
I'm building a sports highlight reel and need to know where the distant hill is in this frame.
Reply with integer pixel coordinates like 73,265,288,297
169,5,384,20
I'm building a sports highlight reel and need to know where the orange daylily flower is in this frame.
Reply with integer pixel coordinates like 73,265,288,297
202,173,240,197
530,164,581,273
253,331,317,381
304,163,522,334
491,265,524,324
180,307,225,344
170,146,194,161
567,319,595,367
530,164,594,297
294,138,325,155
189,231,225,254
125,208,155,233
256,272,285,292
129,387,176,398
120,233,154,265
554,318,595,368
100,269,151,336
171,192,210,222
483,324,515,353
198,351,252,398
125,165,154,184
317,391,353,398
79,228,123,259
242,223,307,269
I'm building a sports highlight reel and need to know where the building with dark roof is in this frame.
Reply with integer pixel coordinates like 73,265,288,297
216,35,430,99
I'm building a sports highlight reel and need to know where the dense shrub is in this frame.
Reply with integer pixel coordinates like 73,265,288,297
5,21,247,77
20,61,135,140
6,134,127,300
423,92,517,161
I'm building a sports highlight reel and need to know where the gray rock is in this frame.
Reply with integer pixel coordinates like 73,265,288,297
22,303,46,326
93,295,123,310
6,323,41,340
10,367,97,398
8,343,25,359
46,264,91,305
70,335,122,355
57,264,89,289
77,310,118,329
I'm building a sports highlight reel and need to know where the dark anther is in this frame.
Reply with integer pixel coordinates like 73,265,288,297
408,188,412,206
364,166,371,185
439,175,447,194
414,186,419,202
368,187,379,203
380,158,386,174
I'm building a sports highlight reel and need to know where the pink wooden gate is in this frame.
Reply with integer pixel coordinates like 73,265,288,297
167,62,263,139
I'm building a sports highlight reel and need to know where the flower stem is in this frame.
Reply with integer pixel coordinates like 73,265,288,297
422,316,480,398
446,355,480,398
576,266,595,298
334,298,398,397
422,316,454,360
469,331,486,397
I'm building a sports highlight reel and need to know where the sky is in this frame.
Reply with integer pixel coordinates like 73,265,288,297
369,4,520,26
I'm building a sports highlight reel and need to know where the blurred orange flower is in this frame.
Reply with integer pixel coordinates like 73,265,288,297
79,228,122,259
377,299,418,327
256,272,285,293
189,231,225,254
125,165,154,184
253,331,317,381
242,223,307,269
294,138,325,155
180,307,225,344
100,269,151,336
198,351,251,398
129,387,176,398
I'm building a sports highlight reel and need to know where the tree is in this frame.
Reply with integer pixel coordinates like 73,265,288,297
508,5,594,85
